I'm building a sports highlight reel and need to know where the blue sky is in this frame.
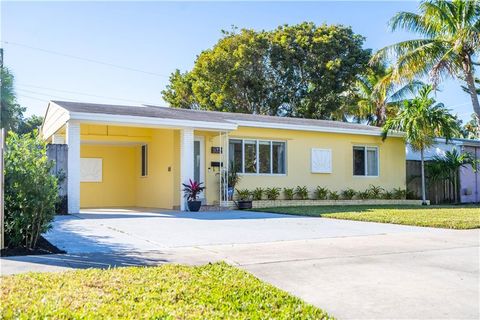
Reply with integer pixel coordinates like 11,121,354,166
1,1,476,122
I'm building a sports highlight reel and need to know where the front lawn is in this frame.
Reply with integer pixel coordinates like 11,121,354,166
255,205,480,229
0,262,331,319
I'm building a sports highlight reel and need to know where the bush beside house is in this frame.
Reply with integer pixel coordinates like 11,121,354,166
3,131,58,250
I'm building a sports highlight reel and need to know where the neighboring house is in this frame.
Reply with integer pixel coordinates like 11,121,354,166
406,138,480,203
41,101,406,213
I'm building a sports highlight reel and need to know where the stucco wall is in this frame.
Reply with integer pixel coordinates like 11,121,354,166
80,144,136,207
227,127,406,197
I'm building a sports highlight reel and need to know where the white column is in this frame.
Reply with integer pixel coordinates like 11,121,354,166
180,128,195,211
66,121,80,214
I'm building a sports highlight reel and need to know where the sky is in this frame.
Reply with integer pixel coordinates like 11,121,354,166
1,1,476,123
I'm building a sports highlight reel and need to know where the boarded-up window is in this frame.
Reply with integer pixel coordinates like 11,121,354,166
311,149,332,173
80,158,102,182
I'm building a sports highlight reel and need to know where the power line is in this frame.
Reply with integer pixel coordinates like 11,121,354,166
16,94,49,102
16,83,157,105
1,40,171,78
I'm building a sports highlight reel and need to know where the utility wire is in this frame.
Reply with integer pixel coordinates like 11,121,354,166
1,40,170,78
16,83,157,105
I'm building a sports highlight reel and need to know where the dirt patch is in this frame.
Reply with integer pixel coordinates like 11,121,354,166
1,236,66,257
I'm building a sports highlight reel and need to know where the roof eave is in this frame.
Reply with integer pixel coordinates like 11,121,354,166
69,111,238,131
229,120,405,137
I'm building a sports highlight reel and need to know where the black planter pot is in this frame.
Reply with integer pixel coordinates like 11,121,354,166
187,200,202,212
236,200,253,210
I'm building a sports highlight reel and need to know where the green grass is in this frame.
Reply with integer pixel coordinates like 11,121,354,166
254,205,480,229
0,262,331,319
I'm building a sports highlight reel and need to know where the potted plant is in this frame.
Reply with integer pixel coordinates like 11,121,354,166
235,189,252,210
182,179,206,212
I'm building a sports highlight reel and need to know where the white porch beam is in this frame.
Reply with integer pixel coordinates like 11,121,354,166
52,134,65,144
180,128,194,211
66,121,80,214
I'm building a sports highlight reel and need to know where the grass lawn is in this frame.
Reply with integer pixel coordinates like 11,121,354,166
254,205,480,229
0,262,331,319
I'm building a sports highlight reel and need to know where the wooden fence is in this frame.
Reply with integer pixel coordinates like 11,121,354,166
46,144,68,213
406,160,456,204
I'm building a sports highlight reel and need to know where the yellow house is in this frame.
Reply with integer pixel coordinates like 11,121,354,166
41,100,406,213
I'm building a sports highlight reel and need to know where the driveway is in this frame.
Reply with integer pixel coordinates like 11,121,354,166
2,208,479,319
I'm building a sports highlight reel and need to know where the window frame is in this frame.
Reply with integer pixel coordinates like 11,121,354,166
352,145,379,177
141,144,148,177
229,138,287,176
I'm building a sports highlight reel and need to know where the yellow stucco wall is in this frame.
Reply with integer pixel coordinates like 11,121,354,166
80,145,136,207
79,125,177,209
135,129,176,209
228,127,406,196
78,123,406,208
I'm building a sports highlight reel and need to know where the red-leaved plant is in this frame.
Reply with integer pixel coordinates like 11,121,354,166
182,179,206,201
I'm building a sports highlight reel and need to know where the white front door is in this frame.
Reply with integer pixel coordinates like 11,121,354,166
194,136,205,202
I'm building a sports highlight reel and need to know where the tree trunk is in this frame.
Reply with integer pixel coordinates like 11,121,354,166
463,55,480,118
420,149,427,205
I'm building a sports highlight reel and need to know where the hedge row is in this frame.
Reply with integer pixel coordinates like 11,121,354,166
236,185,413,201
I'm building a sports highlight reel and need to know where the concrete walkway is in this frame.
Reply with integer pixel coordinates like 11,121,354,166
1,209,479,319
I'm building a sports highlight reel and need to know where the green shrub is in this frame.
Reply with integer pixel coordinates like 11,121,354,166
392,188,407,200
265,187,281,200
357,190,371,200
295,186,309,200
283,187,295,200
328,191,340,200
341,188,357,200
4,131,58,249
235,189,252,201
251,187,264,201
382,191,394,199
314,186,329,200
367,185,384,199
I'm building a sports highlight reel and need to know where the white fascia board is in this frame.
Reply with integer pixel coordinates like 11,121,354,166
228,120,405,137
41,102,70,140
69,112,238,131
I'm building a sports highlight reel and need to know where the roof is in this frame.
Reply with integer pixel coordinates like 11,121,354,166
43,100,402,138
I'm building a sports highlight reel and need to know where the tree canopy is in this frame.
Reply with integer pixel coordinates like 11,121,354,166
373,0,480,117
162,22,371,119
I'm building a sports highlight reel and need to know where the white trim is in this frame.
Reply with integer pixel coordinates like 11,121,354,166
66,121,81,213
353,145,380,177
194,136,206,202
229,120,404,137
229,138,287,175
69,111,237,131
180,128,194,211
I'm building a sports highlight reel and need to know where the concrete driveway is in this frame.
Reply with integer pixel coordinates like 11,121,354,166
2,208,479,319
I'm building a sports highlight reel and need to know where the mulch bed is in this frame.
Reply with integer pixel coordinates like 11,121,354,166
1,236,66,257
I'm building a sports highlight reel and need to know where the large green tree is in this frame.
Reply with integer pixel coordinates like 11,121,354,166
382,85,460,205
350,63,423,126
373,0,480,117
162,23,371,119
1,67,25,131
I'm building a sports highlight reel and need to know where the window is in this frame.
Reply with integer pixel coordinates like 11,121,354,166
229,139,286,175
141,144,148,177
353,146,378,176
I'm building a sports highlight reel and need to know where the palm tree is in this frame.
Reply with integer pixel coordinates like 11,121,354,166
382,85,460,205
373,0,480,118
352,64,423,126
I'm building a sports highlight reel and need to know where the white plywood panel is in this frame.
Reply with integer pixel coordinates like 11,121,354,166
80,158,102,182
311,148,332,173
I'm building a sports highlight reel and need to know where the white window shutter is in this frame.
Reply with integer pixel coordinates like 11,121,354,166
311,149,332,173
80,158,103,182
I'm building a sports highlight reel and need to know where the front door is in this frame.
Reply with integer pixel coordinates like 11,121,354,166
194,136,205,202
